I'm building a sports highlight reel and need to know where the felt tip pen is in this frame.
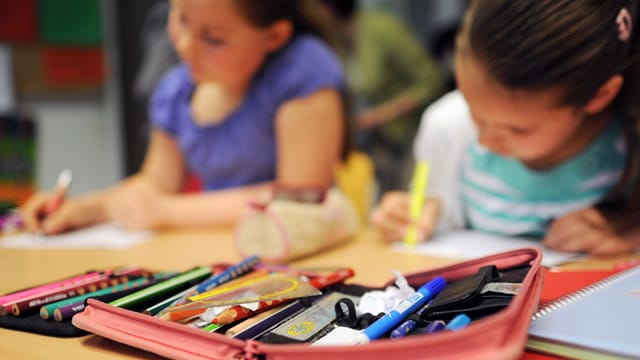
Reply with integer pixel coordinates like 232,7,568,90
363,276,446,340
389,305,430,339
422,320,446,334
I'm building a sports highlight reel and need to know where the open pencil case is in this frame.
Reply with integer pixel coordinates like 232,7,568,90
73,248,543,360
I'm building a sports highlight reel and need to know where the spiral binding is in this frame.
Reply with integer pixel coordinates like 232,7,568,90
531,266,640,321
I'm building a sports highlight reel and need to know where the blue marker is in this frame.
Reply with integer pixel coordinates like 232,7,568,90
444,313,471,331
363,276,447,340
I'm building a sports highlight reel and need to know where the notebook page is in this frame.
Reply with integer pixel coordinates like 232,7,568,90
0,223,151,250
393,230,581,267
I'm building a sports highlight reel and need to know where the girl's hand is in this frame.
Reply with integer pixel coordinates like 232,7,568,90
543,207,636,255
104,181,166,231
19,194,103,235
19,192,55,233
369,191,440,243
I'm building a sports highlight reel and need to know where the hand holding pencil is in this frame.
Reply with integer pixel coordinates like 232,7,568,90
370,161,441,244
19,169,79,234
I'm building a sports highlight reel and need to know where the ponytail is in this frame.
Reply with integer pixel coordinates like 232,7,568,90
601,2,640,226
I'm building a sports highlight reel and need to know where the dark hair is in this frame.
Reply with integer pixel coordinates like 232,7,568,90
235,0,338,50
318,0,357,21
460,0,640,223
234,0,352,160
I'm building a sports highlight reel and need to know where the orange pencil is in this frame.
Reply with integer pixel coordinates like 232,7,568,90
163,308,207,322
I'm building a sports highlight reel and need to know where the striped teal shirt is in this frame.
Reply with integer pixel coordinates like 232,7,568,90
461,119,626,238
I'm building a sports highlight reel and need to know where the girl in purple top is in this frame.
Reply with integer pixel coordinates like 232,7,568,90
21,0,348,234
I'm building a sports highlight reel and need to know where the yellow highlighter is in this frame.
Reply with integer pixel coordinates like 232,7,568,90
403,161,430,247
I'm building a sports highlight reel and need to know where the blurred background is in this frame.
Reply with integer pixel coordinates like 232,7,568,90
0,0,466,207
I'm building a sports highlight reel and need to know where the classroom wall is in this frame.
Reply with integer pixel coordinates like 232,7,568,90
25,96,122,196
1,0,125,197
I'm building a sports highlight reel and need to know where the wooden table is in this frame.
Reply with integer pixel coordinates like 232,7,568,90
0,227,458,359
0,227,635,359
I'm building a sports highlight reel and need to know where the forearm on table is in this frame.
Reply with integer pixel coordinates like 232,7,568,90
155,182,272,228
72,191,112,225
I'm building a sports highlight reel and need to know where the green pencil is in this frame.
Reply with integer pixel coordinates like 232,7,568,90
144,285,197,316
39,272,177,320
203,323,223,332
39,277,146,320
109,267,211,309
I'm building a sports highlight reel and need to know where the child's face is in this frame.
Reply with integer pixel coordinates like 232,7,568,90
455,51,586,166
168,0,282,86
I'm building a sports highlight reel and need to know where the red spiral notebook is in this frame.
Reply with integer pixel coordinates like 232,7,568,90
538,267,621,305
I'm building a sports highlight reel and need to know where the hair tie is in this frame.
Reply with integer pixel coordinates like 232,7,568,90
616,8,632,42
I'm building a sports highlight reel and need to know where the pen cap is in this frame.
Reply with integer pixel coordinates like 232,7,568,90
418,276,447,297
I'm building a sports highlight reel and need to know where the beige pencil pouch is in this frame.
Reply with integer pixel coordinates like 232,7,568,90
234,187,359,264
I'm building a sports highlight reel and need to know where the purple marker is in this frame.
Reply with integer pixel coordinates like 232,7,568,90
422,320,446,334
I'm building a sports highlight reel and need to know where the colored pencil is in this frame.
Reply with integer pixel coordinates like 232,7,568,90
10,273,114,316
144,286,198,316
232,301,306,340
109,267,211,309
203,323,223,333
40,272,175,320
193,256,260,294
0,271,105,310
225,305,286,337
52,275,175,322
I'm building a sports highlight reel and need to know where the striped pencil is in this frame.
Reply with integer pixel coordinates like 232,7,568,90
0,271,106,314
40,273,174,320
51,274,175,322
10,273,114,316
193,256,260,295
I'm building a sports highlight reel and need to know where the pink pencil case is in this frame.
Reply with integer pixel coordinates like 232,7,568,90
73,248,543,360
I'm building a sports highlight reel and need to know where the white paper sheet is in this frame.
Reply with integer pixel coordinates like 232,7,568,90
393,230,582,267
0,223,151,250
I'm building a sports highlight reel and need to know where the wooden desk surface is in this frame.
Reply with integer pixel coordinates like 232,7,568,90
0,227,636,359
0,227,457,359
